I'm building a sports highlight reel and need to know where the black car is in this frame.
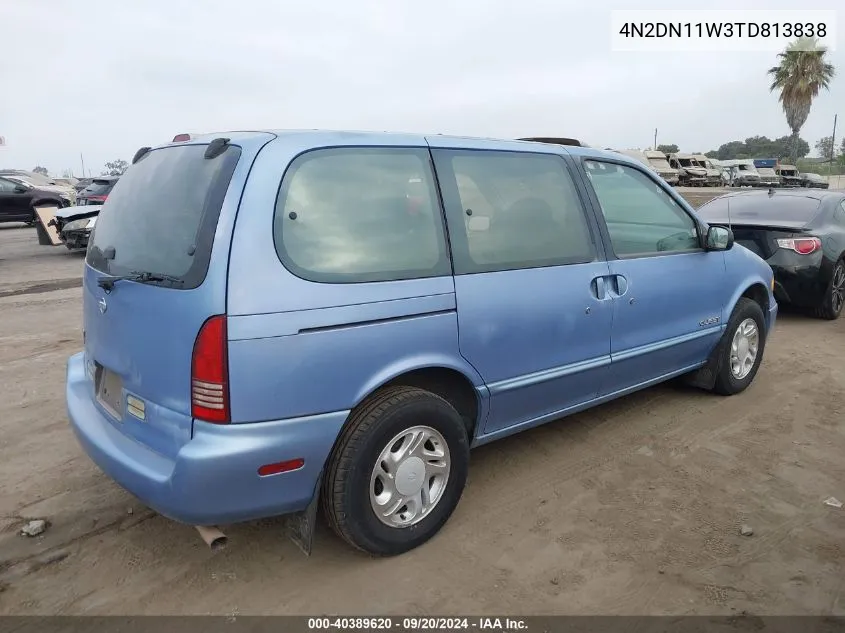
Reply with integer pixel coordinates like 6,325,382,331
801,173,830,189
697,189,845,320
0,176,69,225
77,176,119,206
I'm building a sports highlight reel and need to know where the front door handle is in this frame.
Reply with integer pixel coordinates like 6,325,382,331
611,274,628,297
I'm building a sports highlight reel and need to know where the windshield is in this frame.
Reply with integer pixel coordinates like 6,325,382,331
86,143,242,289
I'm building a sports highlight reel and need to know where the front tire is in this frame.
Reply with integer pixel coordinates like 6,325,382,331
322,386,470,556
712,298,767,396
814,259,845,321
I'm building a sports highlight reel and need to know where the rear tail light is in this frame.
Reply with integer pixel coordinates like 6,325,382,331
87,195,107,203
191,315,230,423
776,237,822,255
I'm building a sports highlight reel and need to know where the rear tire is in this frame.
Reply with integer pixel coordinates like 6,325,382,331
813,259,845,321
322,386,469,556
712,298,767,396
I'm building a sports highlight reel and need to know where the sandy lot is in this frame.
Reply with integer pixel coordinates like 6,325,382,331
1,214,844,616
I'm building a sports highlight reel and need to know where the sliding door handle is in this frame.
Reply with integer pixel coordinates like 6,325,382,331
591,276,607,300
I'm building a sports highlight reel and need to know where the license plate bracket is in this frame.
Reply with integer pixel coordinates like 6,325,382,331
95,364,124,419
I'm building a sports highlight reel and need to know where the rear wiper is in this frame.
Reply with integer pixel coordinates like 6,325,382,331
97,270,184,291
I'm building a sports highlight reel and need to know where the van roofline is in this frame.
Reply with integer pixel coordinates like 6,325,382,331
155,129,635,161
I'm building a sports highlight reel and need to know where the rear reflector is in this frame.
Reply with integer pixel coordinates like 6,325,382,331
191,315,230,423
258,459,305,477
776,237,822,255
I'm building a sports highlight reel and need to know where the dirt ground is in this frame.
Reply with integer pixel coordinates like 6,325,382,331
1,209,844,616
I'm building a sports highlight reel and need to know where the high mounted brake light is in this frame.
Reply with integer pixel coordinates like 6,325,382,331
173,133,191,142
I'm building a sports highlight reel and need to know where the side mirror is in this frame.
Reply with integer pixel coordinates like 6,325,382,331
705,225,734,251
13,185,28,194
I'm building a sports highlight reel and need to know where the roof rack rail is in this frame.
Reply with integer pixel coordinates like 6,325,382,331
518,137,583,147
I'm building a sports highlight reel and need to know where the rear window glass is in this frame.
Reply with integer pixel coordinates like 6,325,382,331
273,147,450,283
697,195,822,223
83,179,117,196
86,143,241,288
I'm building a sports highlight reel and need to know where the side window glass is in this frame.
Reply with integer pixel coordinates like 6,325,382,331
585,160,700,257
0,178,15,192
837,201,845,224
435,150,594,274
273,147,450,283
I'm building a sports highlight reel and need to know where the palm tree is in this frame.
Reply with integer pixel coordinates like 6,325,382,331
768,37,835,162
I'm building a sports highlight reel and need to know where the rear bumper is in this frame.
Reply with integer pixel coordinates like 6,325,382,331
771,262,825,307
66,352,348,525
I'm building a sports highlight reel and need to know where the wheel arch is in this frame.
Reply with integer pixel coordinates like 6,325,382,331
686,279,771,391
350,359,488,441
737,282,770,317
31,196,65,210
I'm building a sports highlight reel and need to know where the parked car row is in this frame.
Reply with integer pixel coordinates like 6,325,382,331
721,159,830,189
612,151,832,190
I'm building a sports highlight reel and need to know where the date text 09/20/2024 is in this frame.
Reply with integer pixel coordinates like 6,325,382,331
307,617,527,631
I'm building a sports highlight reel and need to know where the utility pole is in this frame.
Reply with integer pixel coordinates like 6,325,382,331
80,153,86,179
829,114,837,172
653,128,657,150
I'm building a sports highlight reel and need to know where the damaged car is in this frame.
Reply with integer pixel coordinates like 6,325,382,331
42,205,102,250
692,155,723,187
668,153,708,186
721,160,762,187
776,164,803,187
642,150,680,185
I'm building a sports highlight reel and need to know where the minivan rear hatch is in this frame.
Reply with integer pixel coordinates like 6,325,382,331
81,138,256,459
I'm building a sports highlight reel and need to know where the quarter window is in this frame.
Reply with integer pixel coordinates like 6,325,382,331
273,148,450,283
585,160,700,257
434,150,594,274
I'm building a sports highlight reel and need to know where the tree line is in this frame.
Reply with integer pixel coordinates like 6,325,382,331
654,134,844,164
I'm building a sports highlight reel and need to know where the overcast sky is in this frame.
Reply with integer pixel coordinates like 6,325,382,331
1,0,842,176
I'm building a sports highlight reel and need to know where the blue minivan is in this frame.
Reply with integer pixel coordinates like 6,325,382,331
66,131,777,556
